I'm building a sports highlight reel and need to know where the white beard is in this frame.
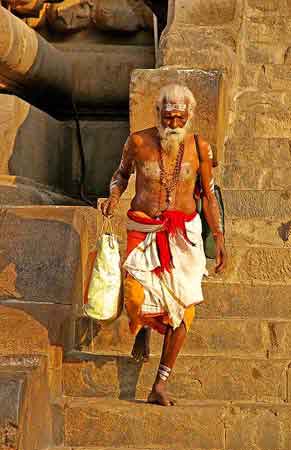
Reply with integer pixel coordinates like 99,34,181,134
158,120,191,154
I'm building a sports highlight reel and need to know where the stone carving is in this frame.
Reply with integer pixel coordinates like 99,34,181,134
46,0,152,33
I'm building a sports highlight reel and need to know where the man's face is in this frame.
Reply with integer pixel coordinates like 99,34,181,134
160,108,189,131
158,100,192,152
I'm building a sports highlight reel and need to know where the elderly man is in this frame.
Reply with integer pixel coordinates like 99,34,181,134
101,83,226,406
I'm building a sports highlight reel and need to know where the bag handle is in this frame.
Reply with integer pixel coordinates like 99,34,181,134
97,216,117,249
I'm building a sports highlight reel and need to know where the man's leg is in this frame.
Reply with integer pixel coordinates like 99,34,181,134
148,321,187,406
131,326,151,362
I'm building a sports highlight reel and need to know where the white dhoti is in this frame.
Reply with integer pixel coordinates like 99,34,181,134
124,211,207,331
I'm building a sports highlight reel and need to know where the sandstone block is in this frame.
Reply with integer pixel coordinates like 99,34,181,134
264,64,291,90
0,207,84,304
159,22,238,75
238,63,267,89
245,15,291,44
255,112,291,138
171,0,238,26
235,91,285,113
224,138,291,166
245,44,285,64
0,356,52,450
247,0,284,15
130,67,226,160
82,313,271,358
223,189,291,219
0,306,49,356
225,218,291,247
199,282,291,319
224,246,291,283
64,398,225,448
63,354,288,403
222,164,291,189
225,403,291,450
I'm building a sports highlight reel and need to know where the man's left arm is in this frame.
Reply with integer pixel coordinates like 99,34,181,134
198,136,227,273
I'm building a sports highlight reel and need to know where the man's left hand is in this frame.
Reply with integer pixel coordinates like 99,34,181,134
214,234,227,273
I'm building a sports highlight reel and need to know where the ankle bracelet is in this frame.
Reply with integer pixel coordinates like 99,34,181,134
158,364,171,382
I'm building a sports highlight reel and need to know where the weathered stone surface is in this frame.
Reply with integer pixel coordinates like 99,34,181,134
66,44,154,110
63,354,288,402
130,68,226,158
0,207,82,304
265,64,291,89
0,356,52,450
199,283,291,319
159,26,237,77
245,44,285,64
0,306,49,355
245,15,291,44
224,138,291,166
225,403,291,450
225,218,291,247
64,120,129,197
246,0,286,15
171,0,238,26
224,246,291,283
0,95,30,176
64,398,225,448
0,373,24,448
46,0,152,33
235,91,286,113
9,105,66,190
255,112,291,138
80,313,284,358
222,164,291,189
223,189,291,219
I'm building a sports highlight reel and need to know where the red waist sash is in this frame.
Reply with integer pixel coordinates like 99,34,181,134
127,209,197,276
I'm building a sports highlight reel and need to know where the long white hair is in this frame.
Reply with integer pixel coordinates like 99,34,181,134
156,83,197,112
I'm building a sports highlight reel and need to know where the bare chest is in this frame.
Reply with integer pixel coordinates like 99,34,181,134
136,160,197,183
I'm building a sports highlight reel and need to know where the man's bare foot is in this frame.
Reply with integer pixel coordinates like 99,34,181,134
131,327,151,362
147,382,176,406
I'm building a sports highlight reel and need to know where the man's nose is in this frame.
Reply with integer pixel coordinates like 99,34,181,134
169,118,180,129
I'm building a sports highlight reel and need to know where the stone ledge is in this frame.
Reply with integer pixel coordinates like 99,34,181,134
63,354,289,403
73,315,291,359
64,398,225,448
64,398,291,449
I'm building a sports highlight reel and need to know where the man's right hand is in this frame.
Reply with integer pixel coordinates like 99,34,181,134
100,197,118,217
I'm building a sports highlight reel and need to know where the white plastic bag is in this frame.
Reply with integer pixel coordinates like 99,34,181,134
83,219,123,322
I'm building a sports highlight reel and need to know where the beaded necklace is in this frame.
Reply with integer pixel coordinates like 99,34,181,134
159,142,185,209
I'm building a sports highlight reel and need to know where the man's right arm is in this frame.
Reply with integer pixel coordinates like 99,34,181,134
101,136,135,216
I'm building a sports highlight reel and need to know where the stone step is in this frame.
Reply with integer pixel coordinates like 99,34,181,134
218,245,291,284
63,354,290,403
222,164,291,190
48,444,178,450
199,282,291,319
223,189,291,219
64,397,291,449
74,315,291,358
225,218,291,248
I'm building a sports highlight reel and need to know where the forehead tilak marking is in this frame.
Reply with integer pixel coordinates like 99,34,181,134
163,103,187,112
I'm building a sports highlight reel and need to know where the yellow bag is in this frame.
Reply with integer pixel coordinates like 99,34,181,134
83,218,123,322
